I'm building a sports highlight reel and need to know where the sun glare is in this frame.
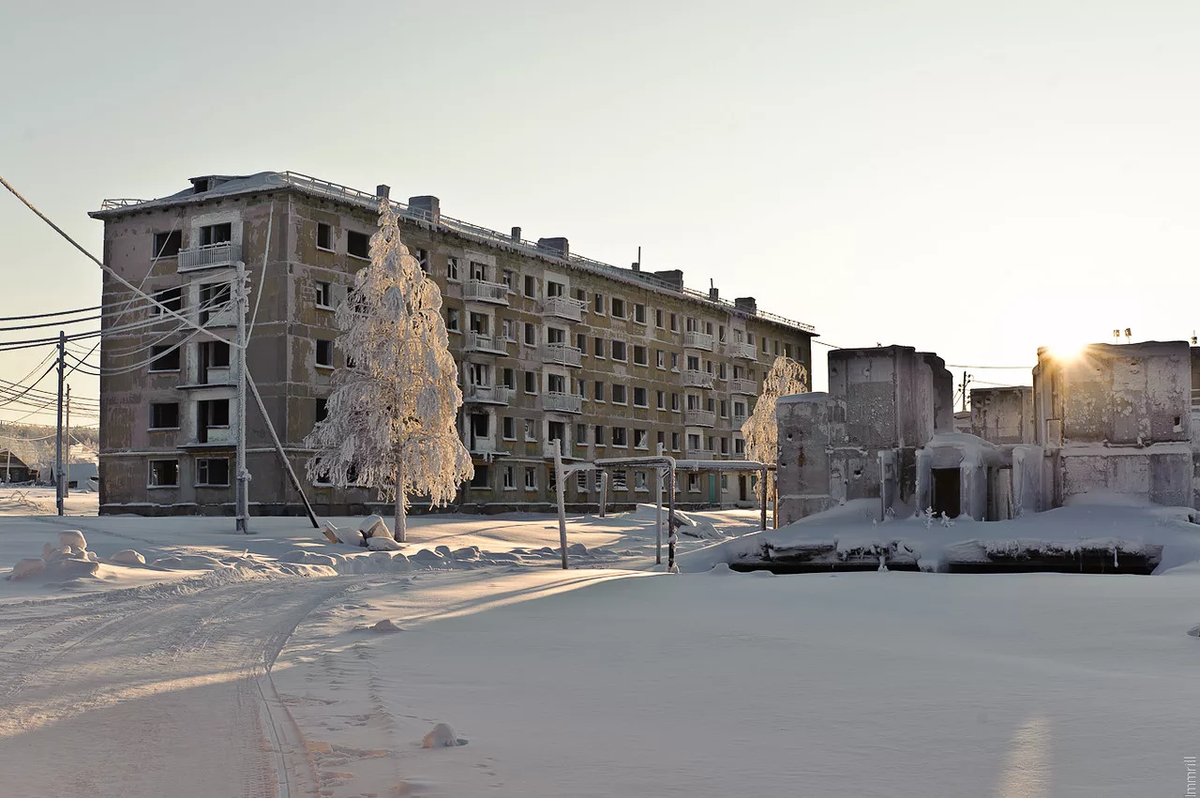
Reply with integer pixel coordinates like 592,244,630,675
1043,340,1089,362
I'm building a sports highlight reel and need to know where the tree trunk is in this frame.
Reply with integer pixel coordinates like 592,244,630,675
394,460,407,542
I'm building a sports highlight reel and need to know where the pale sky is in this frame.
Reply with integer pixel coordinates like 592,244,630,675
4,0,1200,425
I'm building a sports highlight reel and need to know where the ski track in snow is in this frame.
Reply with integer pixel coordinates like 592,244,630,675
0,571,382,798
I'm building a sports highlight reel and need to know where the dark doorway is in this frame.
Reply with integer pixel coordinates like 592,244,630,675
931,468,961,518
738,475,748,502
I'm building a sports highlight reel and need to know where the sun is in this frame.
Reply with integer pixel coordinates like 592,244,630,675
1042,340,1090,362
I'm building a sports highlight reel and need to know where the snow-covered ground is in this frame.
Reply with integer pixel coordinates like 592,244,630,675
1,489,1198,797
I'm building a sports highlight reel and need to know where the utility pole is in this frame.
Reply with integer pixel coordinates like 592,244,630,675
55,331,65,516
234,261,250,533
64,384,70,499
960,370,972,413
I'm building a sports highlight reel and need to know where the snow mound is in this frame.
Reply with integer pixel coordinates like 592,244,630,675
370,619,403,632
109,549,146,566
279,550,338,566
335,527,366,547
422,722,467,748
367,536,402,551
704,563,735,576
452,546,482,560
151,554,225,570
58,529,87,550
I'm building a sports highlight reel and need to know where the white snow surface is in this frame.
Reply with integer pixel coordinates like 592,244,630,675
1,487,1199,796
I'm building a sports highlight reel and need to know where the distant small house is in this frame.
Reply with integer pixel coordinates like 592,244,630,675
66,462,99,490
0,450,32,483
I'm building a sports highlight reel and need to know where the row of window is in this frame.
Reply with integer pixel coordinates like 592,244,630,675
489,417,743,453
147,458,229,488
470,464,738,494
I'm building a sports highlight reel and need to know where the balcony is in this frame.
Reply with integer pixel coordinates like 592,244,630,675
542,344,582,368
684,448,713,461
464,384,513,405
543,392,583,414
730,378,758,395
463,279,510,306
467,437,499,455
543,440,574,459
682,370,714,389
685,409,716,428
728,341,756,360
541,296,585,323
463,332,508,355
732,413,748,429
683,331,714,351
179,242,241,272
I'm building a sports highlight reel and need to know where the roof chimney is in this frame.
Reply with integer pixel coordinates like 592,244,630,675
652,270,684,290
511,226,522,242
376,184,390,199
537,237,569,258
708,279,719,302
408,195,440,224
734,296,757,314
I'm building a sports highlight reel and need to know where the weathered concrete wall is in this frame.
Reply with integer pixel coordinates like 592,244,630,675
971,386,1035,445
1037,342,1191,447
1058,445,1193,507
776,393,836,524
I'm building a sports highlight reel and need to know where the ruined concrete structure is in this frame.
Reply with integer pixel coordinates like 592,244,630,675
778,339,1200,526
776,346,953,522
1031,341,1194,508
90,172,815,516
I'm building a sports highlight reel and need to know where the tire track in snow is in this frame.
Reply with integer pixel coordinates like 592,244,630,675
0,572,374,798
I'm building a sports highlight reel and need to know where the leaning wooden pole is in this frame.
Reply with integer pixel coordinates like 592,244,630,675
246,373,319,528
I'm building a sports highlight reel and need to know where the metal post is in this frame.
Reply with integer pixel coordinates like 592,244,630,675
667,466,677,571
234,262,250,533
554,440,568,570
760,465,768,531
654,442,664,565
772,472,778,529
599,470,608,517
64,384,70,499
55,331,64,517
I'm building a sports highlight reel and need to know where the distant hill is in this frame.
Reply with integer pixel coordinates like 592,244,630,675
0,423,98,471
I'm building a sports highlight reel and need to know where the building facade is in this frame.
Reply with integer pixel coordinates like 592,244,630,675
90,172,816,516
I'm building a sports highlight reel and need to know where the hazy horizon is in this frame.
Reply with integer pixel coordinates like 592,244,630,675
5,0,1200,424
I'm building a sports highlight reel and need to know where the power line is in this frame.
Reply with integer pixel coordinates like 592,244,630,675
0,175,236,348
0,305,102,323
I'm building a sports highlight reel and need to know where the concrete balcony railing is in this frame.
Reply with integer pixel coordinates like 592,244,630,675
682,370,714,389
684,448,713,461
728,341,757,360
683,331,714,351
730,378,758,395
731,413,748,429
463,279,510,305
467,437,499,455
464,384,513,405
179,242,241,272
543,392,583,414
463,332,508,354
541,296,585,323
685,409,716,428
542,344,582,368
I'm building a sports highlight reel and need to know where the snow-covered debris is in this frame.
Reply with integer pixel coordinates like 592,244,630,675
360,515,392,540
58,529,87,550
335,527,366,547
367,536,402,551
109,549,146,566
8,557,45,580
422,722,466,748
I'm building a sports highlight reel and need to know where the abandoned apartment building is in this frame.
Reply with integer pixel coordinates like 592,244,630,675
90,172,816,516
777,340,1200,525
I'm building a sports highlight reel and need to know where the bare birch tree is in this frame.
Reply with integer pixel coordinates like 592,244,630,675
305,198,473,541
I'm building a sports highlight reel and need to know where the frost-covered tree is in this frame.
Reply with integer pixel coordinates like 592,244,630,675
741,356,808,505
305,198,473,541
